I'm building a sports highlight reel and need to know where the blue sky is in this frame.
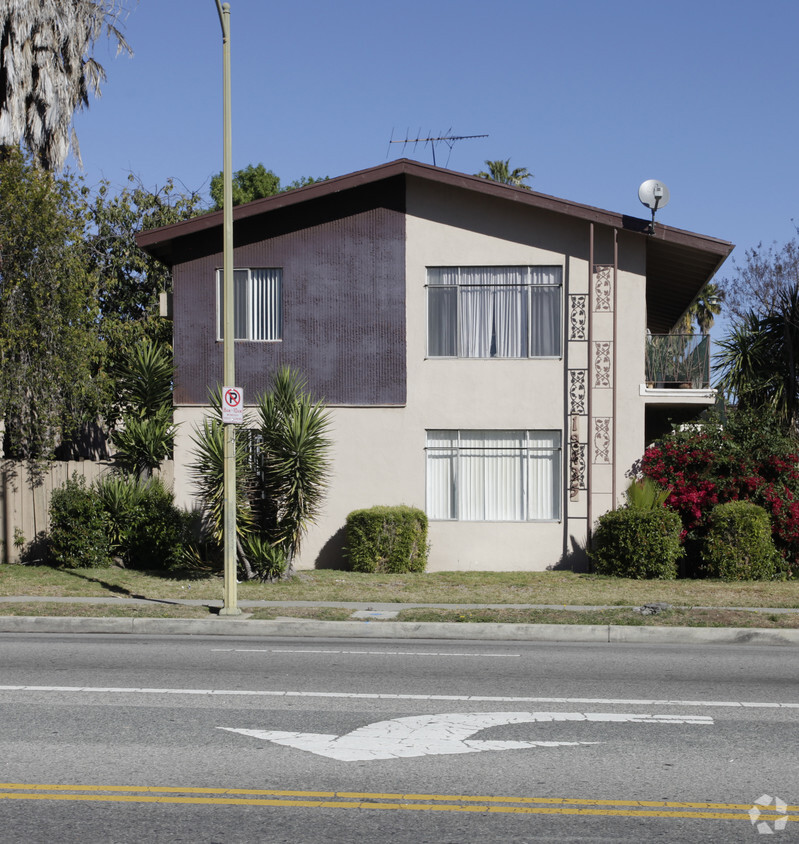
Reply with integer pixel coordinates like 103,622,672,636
72,0,799,337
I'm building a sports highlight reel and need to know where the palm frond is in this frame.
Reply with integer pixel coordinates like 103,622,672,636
0,1,132,170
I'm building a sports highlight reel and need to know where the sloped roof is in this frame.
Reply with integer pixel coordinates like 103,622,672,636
136,158,733,332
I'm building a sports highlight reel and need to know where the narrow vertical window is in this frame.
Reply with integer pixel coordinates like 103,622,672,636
217,268,282,340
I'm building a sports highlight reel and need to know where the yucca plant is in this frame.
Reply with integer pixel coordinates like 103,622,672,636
111,406,175,479
111,339,176,477
255,367,331,576
240,533,287,582
188,390,257,578
114,338,174,418
94,473,149,557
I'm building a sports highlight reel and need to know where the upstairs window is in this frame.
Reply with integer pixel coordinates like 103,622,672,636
427,266,562,358
217,268,282,341
426,429,561,521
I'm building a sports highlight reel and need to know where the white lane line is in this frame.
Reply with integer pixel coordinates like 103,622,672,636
211,649,520,657
0,686,797,709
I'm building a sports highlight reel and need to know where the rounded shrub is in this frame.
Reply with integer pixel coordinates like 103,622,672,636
49,475,111,569
345,505,428,573
702,501,780,581
590,507,682,579
124,477,191,571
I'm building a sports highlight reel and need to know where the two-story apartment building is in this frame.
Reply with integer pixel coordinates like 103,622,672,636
136,159,733,571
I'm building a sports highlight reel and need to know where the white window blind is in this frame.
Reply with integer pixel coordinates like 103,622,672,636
217,268,282,341
427,266,561,358
426,430,561,521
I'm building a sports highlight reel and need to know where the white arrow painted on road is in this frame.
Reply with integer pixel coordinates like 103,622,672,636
219,711,714,761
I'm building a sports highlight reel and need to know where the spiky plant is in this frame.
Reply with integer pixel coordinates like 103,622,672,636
714,284,799,431
111,407,176,479
110,339,175,477
625,477,671,510
255,367,331,575
188,390,256,578
114,338,174,418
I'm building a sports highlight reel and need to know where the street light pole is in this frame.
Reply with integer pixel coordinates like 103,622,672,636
215,0,240,616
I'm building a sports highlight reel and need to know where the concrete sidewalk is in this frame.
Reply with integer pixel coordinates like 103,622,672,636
2,595,799,614
1,595,798,646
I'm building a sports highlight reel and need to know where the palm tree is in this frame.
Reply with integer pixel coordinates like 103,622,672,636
0,1,131,170
691,283,725,334
714,284,799,431
675,283,724,335
476,159,533,189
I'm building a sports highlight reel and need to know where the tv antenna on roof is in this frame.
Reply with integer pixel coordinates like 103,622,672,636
638,179,670,234
388,128,488,167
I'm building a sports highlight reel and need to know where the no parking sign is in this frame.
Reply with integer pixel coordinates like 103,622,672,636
221,386,243,424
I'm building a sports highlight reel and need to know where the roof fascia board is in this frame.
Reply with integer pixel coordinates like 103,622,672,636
135,158,733,264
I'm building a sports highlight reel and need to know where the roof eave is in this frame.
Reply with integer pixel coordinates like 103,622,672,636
135,159,733,269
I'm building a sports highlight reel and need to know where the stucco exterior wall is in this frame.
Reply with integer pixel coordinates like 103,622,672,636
613,233,648,498
170,179,658,572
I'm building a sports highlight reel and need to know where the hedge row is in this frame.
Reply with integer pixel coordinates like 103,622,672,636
591,500,781,581
49,474,191,570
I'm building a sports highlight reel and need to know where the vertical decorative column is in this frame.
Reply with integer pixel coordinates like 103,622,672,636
566,282,589,541
590,264,615,519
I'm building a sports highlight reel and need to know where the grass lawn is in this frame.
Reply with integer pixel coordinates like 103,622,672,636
1,564,798,613
0,599,796,628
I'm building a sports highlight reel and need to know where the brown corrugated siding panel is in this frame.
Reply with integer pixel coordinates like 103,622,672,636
174,202,406,407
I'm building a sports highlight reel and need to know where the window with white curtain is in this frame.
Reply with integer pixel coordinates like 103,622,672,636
427,266,562,358
426,430,561,521
217,268,282,341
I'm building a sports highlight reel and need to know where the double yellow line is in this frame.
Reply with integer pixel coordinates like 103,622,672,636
0,783,796,822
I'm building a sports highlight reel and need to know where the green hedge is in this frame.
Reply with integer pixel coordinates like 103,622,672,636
590,507,683,579
123,477,190,570
345,505,428,573
49,475,112,569
701,501,780,581
50,474,189,571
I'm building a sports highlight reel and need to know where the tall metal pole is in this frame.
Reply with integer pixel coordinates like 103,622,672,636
215,1,240,615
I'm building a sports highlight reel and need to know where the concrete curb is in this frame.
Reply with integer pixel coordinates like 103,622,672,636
2,615,799,645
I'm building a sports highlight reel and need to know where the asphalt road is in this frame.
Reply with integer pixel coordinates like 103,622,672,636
1,633,798,842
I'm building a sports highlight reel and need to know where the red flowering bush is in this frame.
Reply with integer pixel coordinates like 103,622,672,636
640,408,798,577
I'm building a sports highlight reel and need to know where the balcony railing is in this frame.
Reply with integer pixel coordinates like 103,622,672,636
645,334,710,389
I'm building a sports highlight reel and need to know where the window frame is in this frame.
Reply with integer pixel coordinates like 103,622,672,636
216,267,283,342
426,265,563,359
425,429,562,523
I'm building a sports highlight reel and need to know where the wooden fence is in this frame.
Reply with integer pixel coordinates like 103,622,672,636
1,460,174,564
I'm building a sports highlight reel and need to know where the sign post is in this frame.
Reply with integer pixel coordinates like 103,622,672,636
215,1,241,616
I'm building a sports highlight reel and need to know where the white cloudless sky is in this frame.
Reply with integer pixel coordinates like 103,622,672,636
71,0,799,337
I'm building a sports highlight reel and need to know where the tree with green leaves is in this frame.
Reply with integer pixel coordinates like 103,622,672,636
0,149,101,462
210,163,327,209
86,174,206,367
0,1,132,170
476,159,533,189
